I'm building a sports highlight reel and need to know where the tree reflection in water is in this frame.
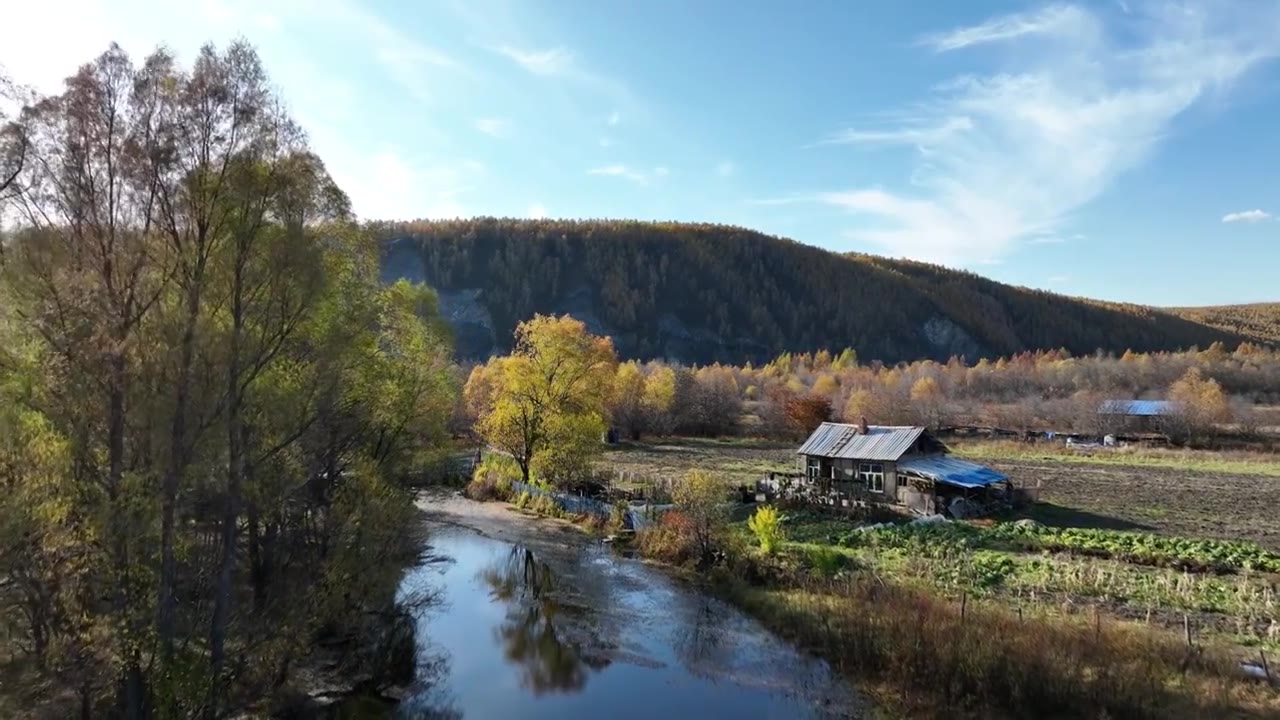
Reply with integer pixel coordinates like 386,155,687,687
479,545,608,695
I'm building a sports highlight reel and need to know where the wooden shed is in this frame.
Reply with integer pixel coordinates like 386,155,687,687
795,419,1010,516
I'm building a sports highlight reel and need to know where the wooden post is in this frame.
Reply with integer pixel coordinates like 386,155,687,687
1183,614,1192,648
960,593,968,622
1261,649,1272,684
1017,606,1023,624
1094,605,1101,640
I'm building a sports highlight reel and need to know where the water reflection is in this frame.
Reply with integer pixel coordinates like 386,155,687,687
479,546,610,695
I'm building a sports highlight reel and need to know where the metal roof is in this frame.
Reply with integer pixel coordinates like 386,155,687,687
796,423,925,462
898,455,1008,489
1098,399,1177,417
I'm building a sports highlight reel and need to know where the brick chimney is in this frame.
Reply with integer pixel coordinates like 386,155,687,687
859,416,869,435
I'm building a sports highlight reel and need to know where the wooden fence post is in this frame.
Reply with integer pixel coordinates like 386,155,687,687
960,593,968,622
1183,614,1193,648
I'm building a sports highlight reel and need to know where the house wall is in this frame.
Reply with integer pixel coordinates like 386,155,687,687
800,454,898,501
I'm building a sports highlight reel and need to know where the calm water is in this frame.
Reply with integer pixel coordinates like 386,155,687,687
391,524,862,719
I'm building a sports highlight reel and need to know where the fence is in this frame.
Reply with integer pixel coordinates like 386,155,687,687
509,481,673,531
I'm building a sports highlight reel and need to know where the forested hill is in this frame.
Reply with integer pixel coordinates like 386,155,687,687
374,218,1255,364
1167,303,1280,346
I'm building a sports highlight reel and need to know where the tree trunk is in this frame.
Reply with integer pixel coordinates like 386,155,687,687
159,281,202,663
248,502,263,612
109,351,146,720
208,261,244,717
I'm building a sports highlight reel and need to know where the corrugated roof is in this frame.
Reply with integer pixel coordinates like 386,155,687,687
898,456,1008,489
796,423,925,462
1098,399,1177,417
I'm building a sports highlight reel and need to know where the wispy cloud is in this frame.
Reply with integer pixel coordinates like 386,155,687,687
495,45,573,75
474,117,510,138
588,164,648,184
653,166,670,177
528,202,548,219
813,2,1280,264
920,4,1094,53
817,116,974,147
716,161,736,177
598,137,614,148
607,110,621,126
1222,209,1271,223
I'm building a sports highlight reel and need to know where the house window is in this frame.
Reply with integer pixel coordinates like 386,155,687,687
807,457,820,483
859,463,885,493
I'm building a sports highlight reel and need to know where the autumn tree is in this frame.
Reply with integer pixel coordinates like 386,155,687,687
785,394,833,437
671,469,728,563
909,376,948,428
468,315,617,487
641,363,677,436
0,41,457,718
1167,367,1231,444
609,361,647,440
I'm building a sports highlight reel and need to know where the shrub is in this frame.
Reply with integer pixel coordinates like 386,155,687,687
513,491,531,509
636,510,700,565
528,494,563,518
608,501,629,533
804,545,846,578
463,475,501,501
465,454,522,501
747,505,784,554
671,470,728,562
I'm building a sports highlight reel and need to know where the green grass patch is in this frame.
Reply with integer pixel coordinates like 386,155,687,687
837,521,1280,574
953,441,1280,478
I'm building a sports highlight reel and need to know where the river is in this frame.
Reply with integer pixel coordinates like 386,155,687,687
377,493,865,719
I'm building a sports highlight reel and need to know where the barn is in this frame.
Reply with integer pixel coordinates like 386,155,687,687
795,419,1011,517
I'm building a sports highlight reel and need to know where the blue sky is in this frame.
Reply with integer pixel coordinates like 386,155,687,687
3,0,1279,306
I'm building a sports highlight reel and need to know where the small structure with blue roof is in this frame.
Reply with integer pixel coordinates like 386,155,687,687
1098,399,1180,436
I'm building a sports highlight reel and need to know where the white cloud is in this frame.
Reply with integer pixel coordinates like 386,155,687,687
814,2,1280,265
528,202,548,219
1222,209,1271,223
587,164,648,184
716,161,735,177
818,116,974,147
495,45,573,75
607,110,621,126
474,117,510,137
920,5,1096,53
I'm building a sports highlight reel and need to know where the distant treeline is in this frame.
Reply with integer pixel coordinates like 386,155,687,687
375,218,1259,365
546,341,1278,444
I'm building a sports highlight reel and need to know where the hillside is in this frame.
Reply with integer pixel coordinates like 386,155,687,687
1168,303,1280,345
375,218,1255,364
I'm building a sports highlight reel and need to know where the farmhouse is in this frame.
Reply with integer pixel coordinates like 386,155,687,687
795,419,1009,517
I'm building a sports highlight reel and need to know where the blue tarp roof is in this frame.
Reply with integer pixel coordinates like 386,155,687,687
1098,399,1176,417
898,456,1008,489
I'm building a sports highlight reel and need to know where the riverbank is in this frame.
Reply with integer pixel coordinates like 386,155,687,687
622,507,1280,720
406,491,869,719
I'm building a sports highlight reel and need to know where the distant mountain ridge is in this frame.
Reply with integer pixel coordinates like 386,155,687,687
374,218,1265,364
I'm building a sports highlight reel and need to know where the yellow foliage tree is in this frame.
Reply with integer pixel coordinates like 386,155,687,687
1167,367,1231,442
468,315,617,486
